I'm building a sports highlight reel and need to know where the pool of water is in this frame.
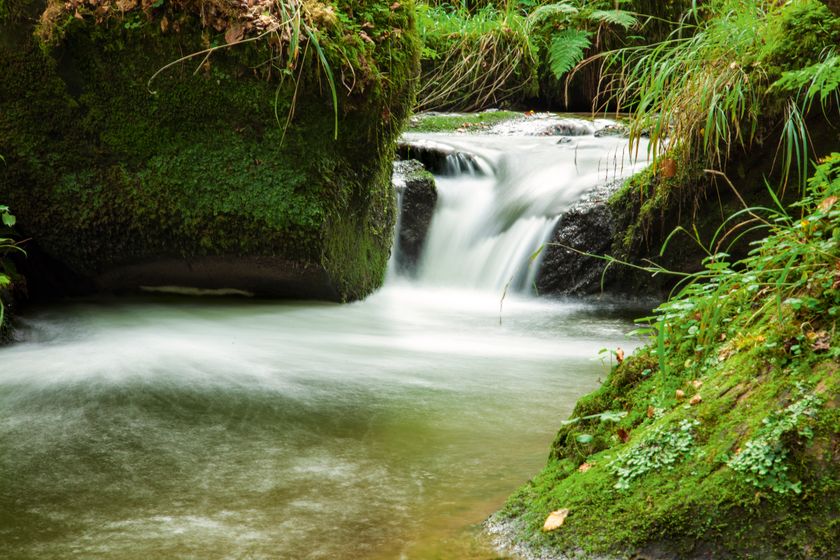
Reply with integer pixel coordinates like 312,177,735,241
0,286,640,559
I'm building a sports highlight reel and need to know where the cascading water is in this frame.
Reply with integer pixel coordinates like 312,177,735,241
396,119,651,293
0,115,650,560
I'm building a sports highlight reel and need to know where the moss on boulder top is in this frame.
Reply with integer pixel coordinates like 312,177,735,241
0,0,419,300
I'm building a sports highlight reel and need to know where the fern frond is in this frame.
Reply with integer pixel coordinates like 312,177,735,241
548,29,592,80
773,52,840,108
528,2,578,26
588,9,638,30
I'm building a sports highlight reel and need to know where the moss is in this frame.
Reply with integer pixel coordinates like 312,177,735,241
407,110,522,132
500,155,840,558
0,0,420,300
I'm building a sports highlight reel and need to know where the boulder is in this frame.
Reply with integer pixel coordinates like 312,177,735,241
0,0,419,301
392,160,437,273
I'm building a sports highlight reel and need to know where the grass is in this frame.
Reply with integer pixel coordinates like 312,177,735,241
500,153,840,558
407,109,523,132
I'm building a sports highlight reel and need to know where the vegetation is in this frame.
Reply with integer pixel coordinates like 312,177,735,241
500,153,840,557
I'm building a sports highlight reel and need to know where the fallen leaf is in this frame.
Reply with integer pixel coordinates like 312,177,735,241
115,0,136,11
390,1,400,9
647,405,655,419
578,463,593,473
692,380,703,390
659,158,677,178
543,509,570,532
159,15,169,32
225,24,244,44
818,196,838,212
615,347,625,364
617,428,630,443
812,331,830,353
690,394,702,405
676,389,686,399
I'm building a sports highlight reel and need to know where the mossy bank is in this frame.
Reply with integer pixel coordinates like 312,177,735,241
496,154,840,558
0,0,419,301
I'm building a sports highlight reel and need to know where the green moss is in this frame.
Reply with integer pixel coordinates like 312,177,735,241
0,0,420,300
407,110,522,132
500,155,840,558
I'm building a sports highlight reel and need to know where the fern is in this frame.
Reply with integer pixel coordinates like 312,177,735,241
588,9,637,30
773,52,840,108
548,28,592,79
528,2,578,26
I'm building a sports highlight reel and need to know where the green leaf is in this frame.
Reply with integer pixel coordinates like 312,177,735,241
547,29,592,80
576,434,594,444
588,9,637,30
2,212,15,227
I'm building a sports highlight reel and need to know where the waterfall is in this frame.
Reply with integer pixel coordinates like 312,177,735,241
395,118,652,294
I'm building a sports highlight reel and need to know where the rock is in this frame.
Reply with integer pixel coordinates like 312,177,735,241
397,139,489,176
0,0,419,302
540,119,594,137
392,160,437,273
536,202,616,296
594,123,630,138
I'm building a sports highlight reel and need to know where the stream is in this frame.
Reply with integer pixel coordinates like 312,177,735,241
0,116,651,559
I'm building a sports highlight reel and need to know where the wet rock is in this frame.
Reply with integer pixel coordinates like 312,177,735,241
537,204,615,296
594,123,630,138
540,120,595,137
397,139,488,176
392,160,438,273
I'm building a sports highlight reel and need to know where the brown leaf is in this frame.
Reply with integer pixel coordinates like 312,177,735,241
159,15,169,32
692,380,703,390
617,428,630,443
818,196,838,213
659,158,677,178
675,389,686,399
615,347,625,364
646,406,655,419
811,331,830,353
359,31,375,45
542,509,570,532
390,1,400,9
115,0,136,11
225,24,244,44
690,394,702,405
578,462,594,473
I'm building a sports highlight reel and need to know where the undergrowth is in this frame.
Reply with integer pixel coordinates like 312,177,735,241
501,154,840,557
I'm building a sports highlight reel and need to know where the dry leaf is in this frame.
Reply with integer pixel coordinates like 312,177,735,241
690,394,702,405
390,1,400,9
646,406,655,419
578,463,593,473
159,15,169,32
617,428,630,443
811,331,830,353
115,0,136,11
818,196,838,213
225,24,244,44
660,158,677,178
615,347,625,364
542,509,570,532
675,389,686,399
692,380,703,390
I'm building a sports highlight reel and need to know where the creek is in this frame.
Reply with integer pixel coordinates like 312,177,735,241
0,116,650,559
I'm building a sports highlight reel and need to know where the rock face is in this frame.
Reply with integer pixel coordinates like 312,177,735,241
0,0,419,301
536,204,614,296
392,160,437,273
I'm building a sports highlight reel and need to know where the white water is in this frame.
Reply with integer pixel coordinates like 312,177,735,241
0,116,650,560
401,125,650,292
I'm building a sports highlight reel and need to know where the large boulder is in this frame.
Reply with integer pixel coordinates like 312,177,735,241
0,0,419,301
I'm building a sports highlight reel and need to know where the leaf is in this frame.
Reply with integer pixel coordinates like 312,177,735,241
528,2,578,26
1,212,14,228
588,9,637,30
225,24,245,45
578,462,594,473
576,433,593,444
547,29,592,80
617,428,630,443
542,508,570,532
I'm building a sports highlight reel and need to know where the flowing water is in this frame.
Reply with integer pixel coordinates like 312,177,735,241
0,117,650,560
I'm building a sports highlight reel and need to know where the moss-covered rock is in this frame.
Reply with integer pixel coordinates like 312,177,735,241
0,0,419,301
496,154,840,558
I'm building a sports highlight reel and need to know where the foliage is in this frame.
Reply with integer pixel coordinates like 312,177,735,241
415,3,538,111
501,155,840,557
727,387,822,494
0,204,23,327
610,419,700,490
603,0,840,176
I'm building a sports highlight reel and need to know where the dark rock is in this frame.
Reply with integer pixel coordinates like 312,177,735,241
539,120,594,137
397,140,488,176
392,160,437,273
594,123,630,138
537,204,615,296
